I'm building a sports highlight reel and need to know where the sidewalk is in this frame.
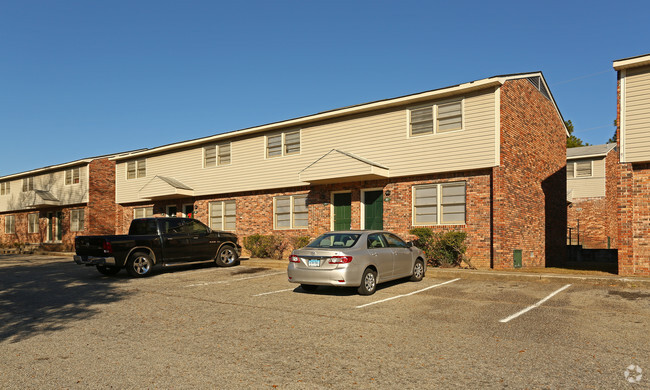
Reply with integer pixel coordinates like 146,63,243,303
239,257,650,289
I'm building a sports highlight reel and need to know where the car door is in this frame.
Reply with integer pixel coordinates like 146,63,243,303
383,233,413,278
159,219,192,261
185,219,218,261
366,233,393,281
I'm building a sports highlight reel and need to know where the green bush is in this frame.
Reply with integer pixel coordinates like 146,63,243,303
409,228,468,267
290,236,311,250
243,234,287,259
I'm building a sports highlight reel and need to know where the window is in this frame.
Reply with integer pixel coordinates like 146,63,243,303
409,99,463,136
274,194,308,229
28,213,39,234
134,207,154,219
5,215,15,234
267,130,300,158
209,200,236,231
22,177,34,192
568,160,592,178
65,167,80,185
413,182,466,225
0,182,9,195
204,143,231,167
71,209,85,232
127,159,146,179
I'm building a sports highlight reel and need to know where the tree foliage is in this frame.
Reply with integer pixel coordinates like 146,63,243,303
566,120,590,148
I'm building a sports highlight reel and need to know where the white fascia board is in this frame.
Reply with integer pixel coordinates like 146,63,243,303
613,54,650,70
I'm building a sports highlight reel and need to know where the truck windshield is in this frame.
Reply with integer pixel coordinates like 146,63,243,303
129,219,159,235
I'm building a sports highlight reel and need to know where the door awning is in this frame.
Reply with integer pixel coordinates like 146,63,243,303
26,190,62,208
299,149,389,184
139,176,194,200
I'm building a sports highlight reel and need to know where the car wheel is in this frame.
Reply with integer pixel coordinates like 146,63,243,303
96,265,120,276
300,284,318,292
358,268,377,295
126,252,154,277
215,245,239,267
410,259,425,282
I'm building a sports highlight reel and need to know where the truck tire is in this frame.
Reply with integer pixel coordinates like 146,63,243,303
126,252,154,277
215,245,238,267
96,265,120,276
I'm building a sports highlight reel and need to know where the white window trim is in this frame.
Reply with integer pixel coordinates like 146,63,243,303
28,213,39,234
0,182,9,196
126,159,146,180
570,160,594,178
208,200,236,231
65,167,81,186
273,194,308,230
5,215,16,234
266,130,301,159
407,98,465,138
360,187,383,230
412,182,466,226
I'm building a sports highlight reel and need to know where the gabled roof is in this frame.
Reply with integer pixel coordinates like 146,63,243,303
567,143,616,160
112,72,567,161
613,53,650,70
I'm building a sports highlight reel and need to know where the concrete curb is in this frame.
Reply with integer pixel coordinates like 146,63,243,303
238,258,650,288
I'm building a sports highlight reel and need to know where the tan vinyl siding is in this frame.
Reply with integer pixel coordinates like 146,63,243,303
567,157,606,198
0,165,89,212
623,65,650,162
115,88,497,204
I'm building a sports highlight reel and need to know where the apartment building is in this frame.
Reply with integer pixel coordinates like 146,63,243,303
566,143,618,249
111,72,567,269
614,53,650,276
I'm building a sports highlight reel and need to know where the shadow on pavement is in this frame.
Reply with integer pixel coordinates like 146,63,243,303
0,255,127,343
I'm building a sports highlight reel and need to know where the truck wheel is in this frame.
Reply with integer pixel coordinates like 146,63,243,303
215,245,238,267
126,252,154,277
96,265,120,276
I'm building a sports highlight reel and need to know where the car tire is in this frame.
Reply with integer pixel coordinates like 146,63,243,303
300,284,318,292
410,259,425,282
358,268,377,295
96,265,120,276
126,252,154,277
215,245,239,267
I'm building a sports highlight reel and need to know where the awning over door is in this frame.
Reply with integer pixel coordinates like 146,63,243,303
299,149,389,184
139,176,194,200
26,190,62,208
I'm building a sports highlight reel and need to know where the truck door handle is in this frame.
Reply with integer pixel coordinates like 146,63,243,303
193,236,199,240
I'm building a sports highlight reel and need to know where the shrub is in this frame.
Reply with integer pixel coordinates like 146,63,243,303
290,236,311,251
243,234,287,259
409,228,469,267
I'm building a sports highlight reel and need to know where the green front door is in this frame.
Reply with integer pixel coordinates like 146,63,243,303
56,212,63,241
333,193,352,230
364,190,383,230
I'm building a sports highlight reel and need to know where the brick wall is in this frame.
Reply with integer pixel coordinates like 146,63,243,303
87,158,117,235
493,79,567,268
0,206,88,249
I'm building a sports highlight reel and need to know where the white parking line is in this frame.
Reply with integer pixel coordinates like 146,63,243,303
185,271,285,287
355,278,461,309
253,288,295,297
499,284,572,323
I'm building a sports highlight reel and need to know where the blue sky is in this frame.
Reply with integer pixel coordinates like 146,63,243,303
1,0,648,175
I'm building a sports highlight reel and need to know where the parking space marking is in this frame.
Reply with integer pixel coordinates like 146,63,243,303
499,284,572,323
185,271,285,287
355,278,461,309
253,288,295,297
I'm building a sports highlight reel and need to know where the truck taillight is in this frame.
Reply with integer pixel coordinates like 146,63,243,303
289,255,300,263
328,256,353,264
102,241,112,254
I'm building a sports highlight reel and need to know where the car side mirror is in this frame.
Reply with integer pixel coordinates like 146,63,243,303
406,241,414,248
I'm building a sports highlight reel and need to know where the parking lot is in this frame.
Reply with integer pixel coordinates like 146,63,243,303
1,255,648,388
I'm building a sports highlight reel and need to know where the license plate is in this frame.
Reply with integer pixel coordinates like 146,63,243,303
308,259,320,267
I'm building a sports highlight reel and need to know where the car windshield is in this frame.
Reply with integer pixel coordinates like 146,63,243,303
307,233,361,249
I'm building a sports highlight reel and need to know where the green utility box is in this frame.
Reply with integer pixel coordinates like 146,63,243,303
513,249,522,268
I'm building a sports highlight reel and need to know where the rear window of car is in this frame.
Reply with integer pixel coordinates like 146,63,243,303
129,219,159,235
307,233,361,248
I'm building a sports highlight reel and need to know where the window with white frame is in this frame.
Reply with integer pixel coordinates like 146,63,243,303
71,209,85,232
267,130,300,158
413,182,466,225
65,167,80,185
127,159,146,179
5,215,15,234
134,207,154,219
274,194,308,229
0,182,9,195
409,99,463,136
22,177,34,192
28,213,39,234
568,160,592,178
204,143,231,167
209,200,236,231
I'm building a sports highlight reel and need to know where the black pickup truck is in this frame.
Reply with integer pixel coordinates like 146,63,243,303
74,217,242,277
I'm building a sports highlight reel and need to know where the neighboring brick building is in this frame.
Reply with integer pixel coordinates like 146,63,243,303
614,54,650,276
0,152,140,250
112,72,567,268
566,143,618,249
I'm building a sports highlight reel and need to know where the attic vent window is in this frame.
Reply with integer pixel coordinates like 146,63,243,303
527,76,551,101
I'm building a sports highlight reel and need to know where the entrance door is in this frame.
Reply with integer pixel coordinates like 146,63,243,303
166,205,178,217
183,204,194,218
47,212,63,242
363,190,383,230
333,193,351,231
47,212,54,242
56,212,63,241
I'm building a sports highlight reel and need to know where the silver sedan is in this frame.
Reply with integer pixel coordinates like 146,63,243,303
287,230,427,295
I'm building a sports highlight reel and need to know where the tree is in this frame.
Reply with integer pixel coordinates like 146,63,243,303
566,120,590,148
607,119,617,144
